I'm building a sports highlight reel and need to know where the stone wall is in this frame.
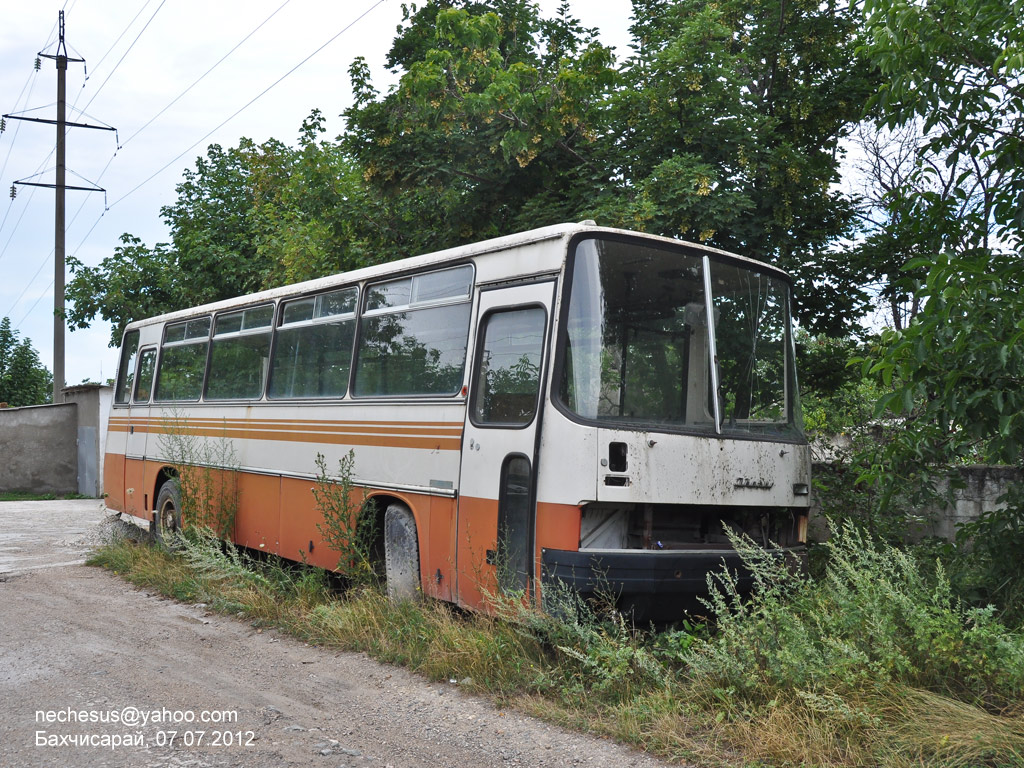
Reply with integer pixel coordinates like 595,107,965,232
916,465,1021,540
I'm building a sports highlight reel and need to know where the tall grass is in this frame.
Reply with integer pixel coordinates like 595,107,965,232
88,523,1024,767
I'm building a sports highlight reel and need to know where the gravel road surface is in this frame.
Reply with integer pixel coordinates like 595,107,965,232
0,500,681,768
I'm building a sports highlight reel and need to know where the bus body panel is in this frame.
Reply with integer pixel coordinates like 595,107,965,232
103,452,126,513
593,428,811,508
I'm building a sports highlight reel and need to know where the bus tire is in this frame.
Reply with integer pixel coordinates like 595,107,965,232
153,479,182,544
384,503,420,602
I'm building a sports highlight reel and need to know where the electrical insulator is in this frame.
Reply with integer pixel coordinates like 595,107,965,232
34,57,41,72
9,185,16,200
0,117,5,133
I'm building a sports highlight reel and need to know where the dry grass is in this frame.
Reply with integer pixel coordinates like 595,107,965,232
888,688,1024,766
88,534,1024,768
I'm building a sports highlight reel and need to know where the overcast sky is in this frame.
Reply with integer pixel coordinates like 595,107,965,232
0,0,633,388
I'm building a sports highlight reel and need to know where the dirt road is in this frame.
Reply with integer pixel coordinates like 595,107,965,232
0,501,680,768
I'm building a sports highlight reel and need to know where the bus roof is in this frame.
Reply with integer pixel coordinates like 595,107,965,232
123,222,792,331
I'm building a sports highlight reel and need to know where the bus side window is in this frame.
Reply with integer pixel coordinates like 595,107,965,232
354,265,474,397
114,330,140,405
155,317,211,402
133,348,157,403
268,288,357,399
206,304,274,400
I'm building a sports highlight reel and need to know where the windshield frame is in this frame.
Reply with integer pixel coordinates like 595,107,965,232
551,232,805,443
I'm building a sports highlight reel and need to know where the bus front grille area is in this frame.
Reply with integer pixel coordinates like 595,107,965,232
541,502,807,621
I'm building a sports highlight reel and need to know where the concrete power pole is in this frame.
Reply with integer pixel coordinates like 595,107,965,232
53,42,68,404
3,11,114,403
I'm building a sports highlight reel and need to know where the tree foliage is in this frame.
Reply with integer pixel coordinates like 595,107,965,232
342,1,617,253
67,117,383,344
343,0,878,333
863,0,1023,238
859,0,1024,615
602,0,879,333
0,317,52,406
67,1,880,344
861,0,1024,470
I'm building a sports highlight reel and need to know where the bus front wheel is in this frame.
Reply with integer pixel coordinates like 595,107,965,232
384,503,420,601
153,479,182,543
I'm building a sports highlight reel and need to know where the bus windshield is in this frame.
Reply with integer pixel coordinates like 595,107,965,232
557,236,801,438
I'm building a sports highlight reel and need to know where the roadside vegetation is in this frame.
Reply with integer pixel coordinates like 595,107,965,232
89,519,1024,768
79,0,1024,764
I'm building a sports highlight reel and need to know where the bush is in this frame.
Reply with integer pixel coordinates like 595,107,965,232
690,523,1024,708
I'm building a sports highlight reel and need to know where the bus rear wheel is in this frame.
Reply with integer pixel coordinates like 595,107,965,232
384,503,420,601
152,479,182,543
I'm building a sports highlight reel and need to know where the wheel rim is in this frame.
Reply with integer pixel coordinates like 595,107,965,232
159,496,178,533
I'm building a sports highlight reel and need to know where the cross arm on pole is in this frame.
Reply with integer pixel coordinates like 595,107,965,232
2,114,116,132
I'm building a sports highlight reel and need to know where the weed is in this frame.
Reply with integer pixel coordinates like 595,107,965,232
89,520,1024,768
312,450,379,585
157,412,239,538
693,523,1024,705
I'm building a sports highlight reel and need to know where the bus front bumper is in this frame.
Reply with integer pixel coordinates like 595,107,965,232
540,546,804,620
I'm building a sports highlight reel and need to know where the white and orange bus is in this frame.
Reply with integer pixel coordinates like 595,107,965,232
105,222,811,618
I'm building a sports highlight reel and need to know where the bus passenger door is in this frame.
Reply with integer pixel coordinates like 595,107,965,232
456,280,554,609
124,346,157,519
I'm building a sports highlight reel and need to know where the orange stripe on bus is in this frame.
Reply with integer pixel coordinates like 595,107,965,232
110,423,460,451
108,415,461,429
109,418,461,437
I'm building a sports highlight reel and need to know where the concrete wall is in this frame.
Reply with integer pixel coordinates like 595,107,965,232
0,384,112,497
63,384,113,497
0,403,79,495
914,465,1022,540
811,462,1022,541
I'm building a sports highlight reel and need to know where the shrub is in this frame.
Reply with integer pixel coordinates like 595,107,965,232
690,523,1024,708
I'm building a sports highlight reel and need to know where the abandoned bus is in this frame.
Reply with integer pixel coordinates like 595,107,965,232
105,222,811,618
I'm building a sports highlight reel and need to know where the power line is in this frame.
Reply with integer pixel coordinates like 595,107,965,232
77,0,158,96
14,0,389,334
12,0,299,272
80,0,166,114
0,184,44,267
8,11,114,399
9,250,52,323
16,277,53,329
0,67,43,185
110,0,388,209
121,0,294,148
7,0,298,309
0,79,42,240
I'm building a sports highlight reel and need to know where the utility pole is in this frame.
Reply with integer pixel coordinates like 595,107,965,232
52,31,69,405
3,11,114,403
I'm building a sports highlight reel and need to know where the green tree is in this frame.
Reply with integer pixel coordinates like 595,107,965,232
67,235,179,346
600,0,879,334
66,139,281,344
862,0,1024,470
345,0,878,333
342,0,617,253
0,317,52,406
860,0,1024,614
254,111,382,285
163,139,281,306
69,1,882,346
